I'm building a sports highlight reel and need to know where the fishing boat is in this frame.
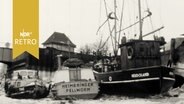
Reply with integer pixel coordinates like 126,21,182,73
161,37,184,88
93,0,175,95
51,55,99,99
4,69,50,98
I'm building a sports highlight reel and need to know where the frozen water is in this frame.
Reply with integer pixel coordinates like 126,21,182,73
0,86,184,104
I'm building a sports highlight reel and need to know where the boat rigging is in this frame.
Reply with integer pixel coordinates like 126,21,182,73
93,0,175,95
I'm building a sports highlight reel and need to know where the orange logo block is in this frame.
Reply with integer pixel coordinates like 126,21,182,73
13,0,39,59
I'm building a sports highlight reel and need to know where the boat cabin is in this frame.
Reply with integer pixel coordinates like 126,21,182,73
52,57,96,83
12,69,37,80
120,37,162,70
52,67,96,83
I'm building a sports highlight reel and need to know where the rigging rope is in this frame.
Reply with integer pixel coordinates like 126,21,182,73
158,0,164,36
145,0,155,36
133,0,137,38
96,19,109,36
99,26,115,50
98,35,103,51
97,0,102,35
103,0,115,54
97,0,102,50
117,14,150,33
118,0,125,45
127,0,132,38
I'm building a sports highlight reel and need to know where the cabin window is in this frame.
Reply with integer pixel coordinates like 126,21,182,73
27,71,34,79
139,44,146,56
14,72,18,77
20,71,27,76
28,71,34,77
69,68,81,81
12,72,18,79
140,47,144,55
138,43,148,56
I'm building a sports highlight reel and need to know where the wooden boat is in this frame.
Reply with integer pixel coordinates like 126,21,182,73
51,57,99,99
4,69,50,98
93,0,175,95
161,37,184,88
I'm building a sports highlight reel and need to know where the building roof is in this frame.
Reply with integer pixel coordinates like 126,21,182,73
43,32,76,48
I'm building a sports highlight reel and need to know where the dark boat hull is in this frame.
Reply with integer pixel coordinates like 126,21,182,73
93,66,175,95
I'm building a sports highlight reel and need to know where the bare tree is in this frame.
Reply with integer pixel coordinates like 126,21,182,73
79,44,92,55
79,40,110,56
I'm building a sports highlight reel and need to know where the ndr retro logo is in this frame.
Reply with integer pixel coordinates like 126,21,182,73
14,29,37,45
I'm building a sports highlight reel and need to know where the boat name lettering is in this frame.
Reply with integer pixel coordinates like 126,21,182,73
62,82,94,88
131,72,149,78
66,87,91,93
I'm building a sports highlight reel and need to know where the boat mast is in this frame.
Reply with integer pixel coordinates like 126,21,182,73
114,0,117,56
138,0,143,40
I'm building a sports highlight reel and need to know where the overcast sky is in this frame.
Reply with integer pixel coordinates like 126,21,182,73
0,0,184,52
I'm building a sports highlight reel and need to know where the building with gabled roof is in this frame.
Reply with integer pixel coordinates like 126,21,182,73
43,32,76,52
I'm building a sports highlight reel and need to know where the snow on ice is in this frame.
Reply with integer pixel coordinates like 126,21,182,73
0,85,184,104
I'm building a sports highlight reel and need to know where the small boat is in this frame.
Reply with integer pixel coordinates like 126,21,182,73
51,57,99,99
4,69,50,98
93,0,175,95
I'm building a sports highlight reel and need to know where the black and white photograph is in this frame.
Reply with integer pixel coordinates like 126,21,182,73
0,0,184,104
